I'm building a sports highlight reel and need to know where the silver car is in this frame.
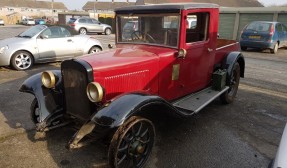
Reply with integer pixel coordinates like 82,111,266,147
0,25,102,70
68,17,112,35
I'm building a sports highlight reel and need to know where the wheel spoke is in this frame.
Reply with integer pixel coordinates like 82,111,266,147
118,144,128,152
117,154,127,165
140,128,149,137
16,61,22,67
136,122,142,137
140,137,150,144
15,57,21,62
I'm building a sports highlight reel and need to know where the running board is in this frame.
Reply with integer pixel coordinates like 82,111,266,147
172,86,229,114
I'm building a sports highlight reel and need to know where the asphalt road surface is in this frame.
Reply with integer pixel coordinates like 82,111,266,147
0,25,287,168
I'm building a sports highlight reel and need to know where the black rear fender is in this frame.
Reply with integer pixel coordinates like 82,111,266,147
19,70,64,122
91,92,181,128
222,52,245,84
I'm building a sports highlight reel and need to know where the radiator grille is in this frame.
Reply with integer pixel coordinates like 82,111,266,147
61,60,94,121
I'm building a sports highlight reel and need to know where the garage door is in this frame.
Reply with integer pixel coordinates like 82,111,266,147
237,13,273,40
219,13,236,40
278,14,287,27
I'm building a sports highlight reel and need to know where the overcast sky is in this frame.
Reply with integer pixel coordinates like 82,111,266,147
53,0,287,10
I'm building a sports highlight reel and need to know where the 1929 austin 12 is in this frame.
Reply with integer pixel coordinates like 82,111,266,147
20,3,245,168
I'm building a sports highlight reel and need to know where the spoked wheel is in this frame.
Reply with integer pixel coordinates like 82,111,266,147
105,28,112,35
220,62,240,104
30,98,40,124
108,116,155,168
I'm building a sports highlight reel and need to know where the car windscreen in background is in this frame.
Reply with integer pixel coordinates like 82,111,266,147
246,22,271,32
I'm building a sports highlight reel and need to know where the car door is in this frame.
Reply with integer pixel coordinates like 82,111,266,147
276,23,285,47
36,26,76,61
181,11,216,93
91,19,103,32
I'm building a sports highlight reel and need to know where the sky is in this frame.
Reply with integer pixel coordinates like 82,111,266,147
52,0,287,10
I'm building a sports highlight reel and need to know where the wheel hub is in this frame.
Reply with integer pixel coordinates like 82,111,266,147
129,139,145,155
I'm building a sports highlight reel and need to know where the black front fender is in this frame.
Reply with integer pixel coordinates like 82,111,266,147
91,92,181,128
19,70,64,122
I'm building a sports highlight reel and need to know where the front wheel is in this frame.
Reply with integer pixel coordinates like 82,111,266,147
30,98,40,124
108,116,155,168
11,51,33,70
220,62,240,104
105,28,112,35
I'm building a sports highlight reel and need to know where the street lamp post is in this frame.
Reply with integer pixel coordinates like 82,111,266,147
51,0,54,23
93,0,97,18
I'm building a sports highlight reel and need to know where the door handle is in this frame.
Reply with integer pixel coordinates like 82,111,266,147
67,39,72,42
207,48,213,52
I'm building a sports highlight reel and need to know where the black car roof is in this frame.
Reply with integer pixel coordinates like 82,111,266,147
115,3,219,14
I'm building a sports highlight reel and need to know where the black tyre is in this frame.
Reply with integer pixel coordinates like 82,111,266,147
105,28,112,35
79,28,87,35
30,98,40,124
220,62,240,104
88,46,102,54
241,46,247,51
108,116,155,168
11,51,33,70
270,42,279,54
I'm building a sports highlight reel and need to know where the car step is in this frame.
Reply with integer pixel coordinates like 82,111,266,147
172,86,229,114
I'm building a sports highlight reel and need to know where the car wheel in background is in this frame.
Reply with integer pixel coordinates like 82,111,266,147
79,28,87,35
241,46,247,51
11,51,33,70
105,28,111,35
270,42,278,54
88,46,102,54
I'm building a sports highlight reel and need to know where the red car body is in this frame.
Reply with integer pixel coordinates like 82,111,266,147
20,3,245,168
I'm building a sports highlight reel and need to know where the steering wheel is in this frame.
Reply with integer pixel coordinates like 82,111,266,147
131,31,156,43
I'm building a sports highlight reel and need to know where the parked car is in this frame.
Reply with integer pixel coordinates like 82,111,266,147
122,20,138,39
19,3,245,168
269,124,287,168
240,21,287,54
22,18,35,25
68,17,112,35
0,19,4,26
0,25,102,70
35,19,46,25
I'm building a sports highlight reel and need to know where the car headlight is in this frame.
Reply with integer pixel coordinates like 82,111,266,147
86,82,104,103
0,46,8,54
41,71,57,88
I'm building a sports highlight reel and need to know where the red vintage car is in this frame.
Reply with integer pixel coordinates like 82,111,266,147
20,3,245,168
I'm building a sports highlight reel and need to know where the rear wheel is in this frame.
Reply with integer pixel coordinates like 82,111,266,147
11,51,33,70
270,42,279,54
108,116,155,168
105,28,111,35
79,28,87,35
220,62,240,104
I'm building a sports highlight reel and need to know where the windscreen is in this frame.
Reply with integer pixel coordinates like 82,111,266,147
117,14,180,48
246,22,272,32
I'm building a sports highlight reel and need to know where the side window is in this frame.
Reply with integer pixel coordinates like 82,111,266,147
282,24,287,32
43,26,61,38
79,18,86,23
92,19,99,24
276,24,283,32
60,27,71,37
87,19,93,24
186,12,209,43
